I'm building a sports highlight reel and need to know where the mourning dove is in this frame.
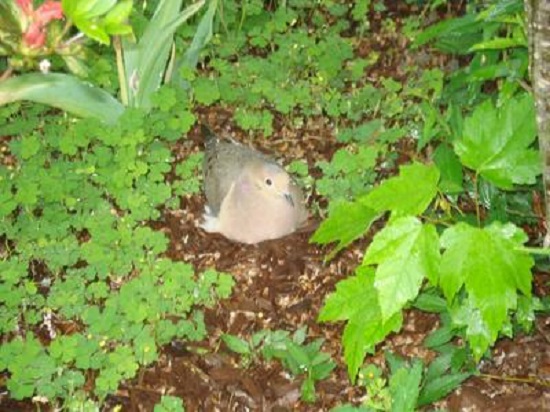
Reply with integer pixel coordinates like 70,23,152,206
200,125,308,244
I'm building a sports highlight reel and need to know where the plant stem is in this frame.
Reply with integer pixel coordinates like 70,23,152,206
238,3,246,34
516,246,550,255
0,66,14,81
113,36,129,106
57,20,73,46
480,373,550,388
473,173,481,226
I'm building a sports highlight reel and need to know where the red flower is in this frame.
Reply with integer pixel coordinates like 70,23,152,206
17,0,64,48
16,0,33,15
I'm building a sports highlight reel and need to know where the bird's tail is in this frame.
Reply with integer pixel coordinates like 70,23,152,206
201,124,218,147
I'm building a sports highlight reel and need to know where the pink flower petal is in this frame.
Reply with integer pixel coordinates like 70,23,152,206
23,23,47,47
36,1,64,24
16,0,33,15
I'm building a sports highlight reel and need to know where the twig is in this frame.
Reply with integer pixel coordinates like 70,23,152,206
0,66,14,81
479,373,550,388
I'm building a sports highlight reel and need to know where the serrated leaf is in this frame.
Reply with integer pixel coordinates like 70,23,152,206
423,325,456,348
320,267,403,381
364,217,440,320
318,267,375,323
364,163,439,216
389,360,423,412
440,222,534,359
424,351,453,383
418,372,470,406
454,93,539,189
311,199,380,260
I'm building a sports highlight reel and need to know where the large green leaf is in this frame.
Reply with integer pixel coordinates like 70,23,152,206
364,217,440,320
364,163,439,216
122,0,205,109
311,199,380,260
319,267,402,382
62,0,117,18
62,0,132,45
413,14,483,54
0,73,125,123
454,93,539,189
439,222,533,359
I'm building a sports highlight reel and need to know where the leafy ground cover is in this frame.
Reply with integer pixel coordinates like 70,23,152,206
1,0,550,411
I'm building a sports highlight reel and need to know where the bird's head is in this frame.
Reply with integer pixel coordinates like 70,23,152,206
241,161,295,207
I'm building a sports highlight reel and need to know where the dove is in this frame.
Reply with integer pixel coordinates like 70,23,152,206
200,125,307,244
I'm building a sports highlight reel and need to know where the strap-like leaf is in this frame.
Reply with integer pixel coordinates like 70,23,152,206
0,73,125,124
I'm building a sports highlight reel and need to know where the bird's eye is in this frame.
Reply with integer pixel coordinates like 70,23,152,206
265,178,273,186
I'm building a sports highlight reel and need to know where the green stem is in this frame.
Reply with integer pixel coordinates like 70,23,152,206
57,20,73,45
217,0,229,36
422,215,453,228
238,2,246,34
516,246,550,256
113,36,128,106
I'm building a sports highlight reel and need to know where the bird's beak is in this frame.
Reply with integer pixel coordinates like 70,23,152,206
283,192,295,207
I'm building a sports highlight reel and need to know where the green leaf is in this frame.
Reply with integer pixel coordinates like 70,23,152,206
413,14,482,54
413,291,448,313
0,73,125,124
311,199,380,260
364,217,440,320
193,78,220,105
154,395,185,412
439,222,534,359
433,144,463,194
103,0,133,28
418,372,470,406
63,0,116,19
364,163,440,216
285,342,311,374
319,268,403,381
222,334,251,355
301,378,316,403
423,325,456,348
72,16,110,44
469,37,526,51
122,0,205,110
454,93,539,189
0,2,22,38
389,360,423,412
20,135,41,159
176,0,218,88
